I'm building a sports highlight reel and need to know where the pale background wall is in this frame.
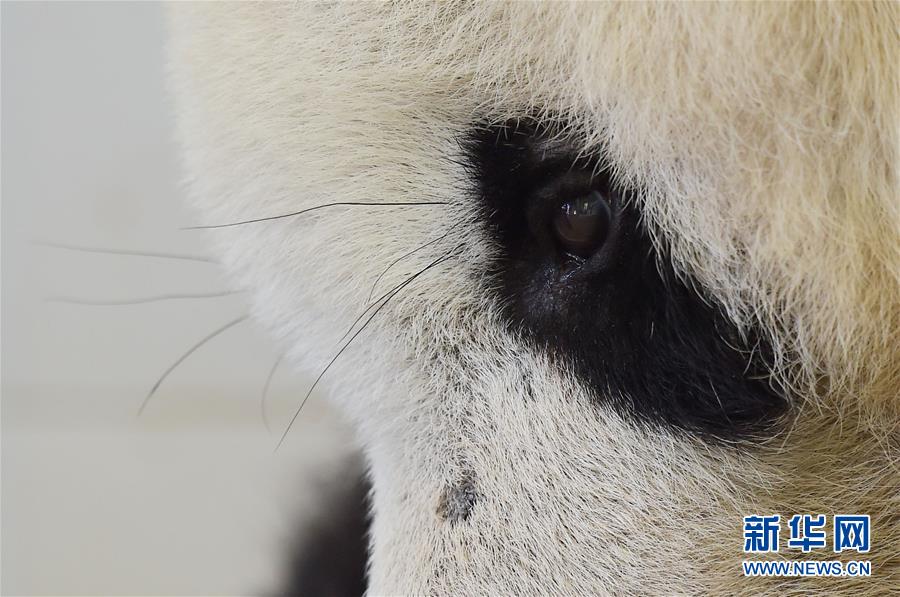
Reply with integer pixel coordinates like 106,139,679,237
2,2,352,594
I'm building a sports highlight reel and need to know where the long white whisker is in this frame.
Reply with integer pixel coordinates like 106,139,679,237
37,241,218,263
137,315,249,416
46,290,241,306
184,201,448,230
260,354,284,434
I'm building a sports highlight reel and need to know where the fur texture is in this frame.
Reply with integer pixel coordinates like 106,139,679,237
168,3,899,595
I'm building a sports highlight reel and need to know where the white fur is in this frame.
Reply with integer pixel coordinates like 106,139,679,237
168,3,898,594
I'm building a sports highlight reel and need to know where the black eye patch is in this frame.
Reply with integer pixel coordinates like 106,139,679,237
465,119,787,440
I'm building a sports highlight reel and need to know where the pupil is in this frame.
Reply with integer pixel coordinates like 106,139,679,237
553,190,611,258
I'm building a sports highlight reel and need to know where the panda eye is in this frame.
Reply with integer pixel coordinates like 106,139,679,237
552,190,613,258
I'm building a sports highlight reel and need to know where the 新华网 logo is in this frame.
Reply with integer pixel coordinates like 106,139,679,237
743,514,870,553
742,514,872,578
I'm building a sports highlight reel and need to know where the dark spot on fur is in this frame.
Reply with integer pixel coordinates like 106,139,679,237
437,472,479,524
464,118,787,440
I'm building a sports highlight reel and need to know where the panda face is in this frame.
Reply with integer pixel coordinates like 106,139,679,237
169,3,899,595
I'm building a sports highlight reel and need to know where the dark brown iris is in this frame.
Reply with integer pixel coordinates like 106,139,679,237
552,190,612,258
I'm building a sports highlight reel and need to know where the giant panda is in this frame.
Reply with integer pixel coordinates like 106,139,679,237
167,3,898,595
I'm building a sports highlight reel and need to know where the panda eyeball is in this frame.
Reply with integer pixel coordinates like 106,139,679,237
552,190,612,258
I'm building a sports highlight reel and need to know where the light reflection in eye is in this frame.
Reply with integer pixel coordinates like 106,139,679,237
552,190,612,257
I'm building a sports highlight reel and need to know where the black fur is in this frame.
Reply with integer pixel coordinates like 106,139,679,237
281,472,369,597
466,119,787,439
